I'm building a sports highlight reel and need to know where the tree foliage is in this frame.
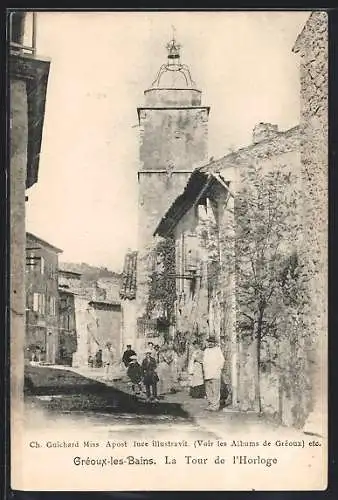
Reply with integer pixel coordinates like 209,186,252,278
146,237,176,322
230,163,312,416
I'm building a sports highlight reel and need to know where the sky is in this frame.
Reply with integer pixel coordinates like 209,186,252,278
25,11,310,272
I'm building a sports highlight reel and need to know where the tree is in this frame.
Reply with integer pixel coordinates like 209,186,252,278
232,163,309,414
146,237,176,325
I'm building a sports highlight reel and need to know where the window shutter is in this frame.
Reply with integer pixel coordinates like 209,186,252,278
41,294,45,315
33,293,39,312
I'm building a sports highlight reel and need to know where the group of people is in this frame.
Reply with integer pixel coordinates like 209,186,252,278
122,343,178,403
94,335,228,410
188,336,228,411
121,336,229,411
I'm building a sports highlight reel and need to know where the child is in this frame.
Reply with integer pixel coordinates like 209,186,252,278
127,355,143,396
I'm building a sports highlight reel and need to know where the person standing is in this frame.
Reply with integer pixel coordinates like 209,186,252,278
157,345,175,396
188,340,205,398
127,355,143,396
95,349,102,368
122,344,137,368
102,342,116,381
146,341,157,359
153,344,160,363
142,351,159,402
202,336,225,411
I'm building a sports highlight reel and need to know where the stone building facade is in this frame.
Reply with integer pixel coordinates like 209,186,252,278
25,232,62,364
58,267,122,368
58,290,77,366
9,11,50,460
135,37,209,349
71,297,122,369
156,124,301,415
293,11,328,435
58,270,82,365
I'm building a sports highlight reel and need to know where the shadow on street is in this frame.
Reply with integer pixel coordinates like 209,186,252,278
24,365,190,419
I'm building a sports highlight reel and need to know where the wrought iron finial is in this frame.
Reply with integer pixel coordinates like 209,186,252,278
150,31,196,88
166,34,181,63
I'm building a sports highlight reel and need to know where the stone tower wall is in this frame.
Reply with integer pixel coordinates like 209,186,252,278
139,107,209,172
137,102,209,323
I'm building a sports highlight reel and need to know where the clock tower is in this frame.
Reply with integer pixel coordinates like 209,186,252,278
136,35,210,341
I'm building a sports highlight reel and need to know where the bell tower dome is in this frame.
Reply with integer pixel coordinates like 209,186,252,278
143,37,203,108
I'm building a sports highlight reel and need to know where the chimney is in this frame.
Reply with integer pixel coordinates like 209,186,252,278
252,123,279,144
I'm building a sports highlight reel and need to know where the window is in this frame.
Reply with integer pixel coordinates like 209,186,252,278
49,296,56,316
40,256,45,275
9,12,36,56
33,293,39,312
32,293,46,315
9,12,25,45
50,267,57,280
26,252,35,271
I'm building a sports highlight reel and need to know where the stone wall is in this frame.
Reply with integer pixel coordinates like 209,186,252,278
10,78,28,459
87,304,122,357
293,11,328,435
215,129,301,418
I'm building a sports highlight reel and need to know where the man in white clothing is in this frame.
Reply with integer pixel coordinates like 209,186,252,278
102,342,116,381
202,336,225,411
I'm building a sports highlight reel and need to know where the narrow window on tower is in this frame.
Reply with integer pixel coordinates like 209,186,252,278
40,256,45,275
33,293,39,312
